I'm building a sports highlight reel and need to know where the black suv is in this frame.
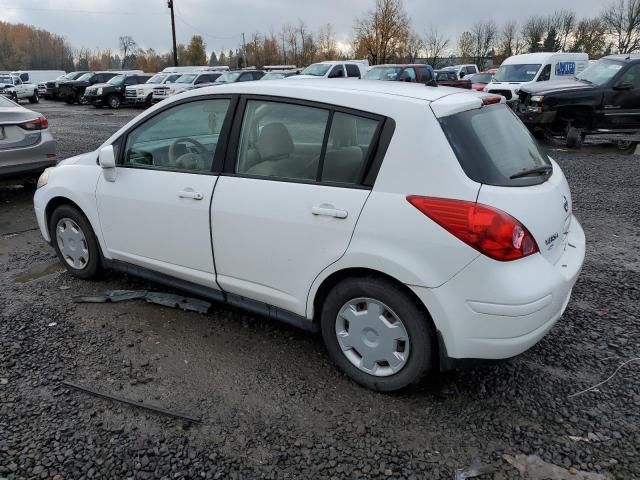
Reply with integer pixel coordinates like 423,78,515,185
84,73,153,109
516,54,640,147
44,71,89,100
59,71,130,105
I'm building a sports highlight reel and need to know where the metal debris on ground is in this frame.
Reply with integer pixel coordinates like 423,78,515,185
568,357,640,398
454,462,494,479
62,381,201,423
72,289,211,314
502,454,608,480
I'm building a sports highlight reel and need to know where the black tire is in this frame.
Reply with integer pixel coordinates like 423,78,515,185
566,126,584,149
616,140,638,154
28,91,39,104
320,276,435,392
107,94,121,109
49,204,103,280
145,94,153,108
64,95,75,105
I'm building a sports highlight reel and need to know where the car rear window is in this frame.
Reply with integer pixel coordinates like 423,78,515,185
438,104,551,186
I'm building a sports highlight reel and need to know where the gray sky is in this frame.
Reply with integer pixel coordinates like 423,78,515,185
2,0,604,54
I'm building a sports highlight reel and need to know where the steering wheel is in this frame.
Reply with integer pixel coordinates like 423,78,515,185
168,137,209,170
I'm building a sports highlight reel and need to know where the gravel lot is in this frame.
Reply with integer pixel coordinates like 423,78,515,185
1,100,638,480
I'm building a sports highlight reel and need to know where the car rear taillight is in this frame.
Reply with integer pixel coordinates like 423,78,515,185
20,116,49,131
407,196,539,261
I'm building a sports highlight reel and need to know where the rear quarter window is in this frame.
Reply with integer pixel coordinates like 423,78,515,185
438,104,552,187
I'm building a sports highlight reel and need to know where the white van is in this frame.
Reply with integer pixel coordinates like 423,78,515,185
10,70,66,85
485,52,589,100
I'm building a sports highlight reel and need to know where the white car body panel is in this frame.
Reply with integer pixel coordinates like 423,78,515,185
33,79,586,366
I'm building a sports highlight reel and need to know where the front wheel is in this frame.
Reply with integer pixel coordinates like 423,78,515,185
49,205,103,280
320,277,435,392
566,126,585,149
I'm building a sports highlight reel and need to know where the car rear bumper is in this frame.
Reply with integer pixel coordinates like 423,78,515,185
411,215,585,365
0,131,57,179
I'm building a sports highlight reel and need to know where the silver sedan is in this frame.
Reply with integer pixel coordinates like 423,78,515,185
0,95,56,181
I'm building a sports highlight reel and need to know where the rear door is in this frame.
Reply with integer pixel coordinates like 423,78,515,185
602,63,640,129
211,97,383,316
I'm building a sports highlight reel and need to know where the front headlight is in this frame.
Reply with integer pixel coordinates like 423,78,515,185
37,168,52,189
96,88,103,95
531,95,544,103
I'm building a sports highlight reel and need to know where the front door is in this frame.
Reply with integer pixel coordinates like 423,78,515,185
212,98,383,316
96,97,232,287
603,63,640,130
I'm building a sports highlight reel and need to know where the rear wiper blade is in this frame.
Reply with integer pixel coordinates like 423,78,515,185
510,165,553,179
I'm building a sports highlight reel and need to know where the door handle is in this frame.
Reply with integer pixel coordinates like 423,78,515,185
312,204,348,219
178,189,204,200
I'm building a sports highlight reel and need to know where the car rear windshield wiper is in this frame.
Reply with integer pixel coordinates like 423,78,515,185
510,165,553,179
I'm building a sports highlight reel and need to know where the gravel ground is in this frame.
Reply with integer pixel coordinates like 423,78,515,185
0,100,638,480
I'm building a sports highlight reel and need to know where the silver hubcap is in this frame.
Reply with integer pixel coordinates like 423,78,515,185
335,298,410,377
56,218,89,270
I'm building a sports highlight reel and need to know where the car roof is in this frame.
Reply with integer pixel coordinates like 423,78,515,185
187,78,470,103
603,53,640,62
371,64,430,68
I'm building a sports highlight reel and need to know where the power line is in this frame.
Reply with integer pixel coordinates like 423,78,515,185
0,5,165,15
172,7,239,41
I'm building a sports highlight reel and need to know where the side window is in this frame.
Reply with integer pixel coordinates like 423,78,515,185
194,75,207,85
237,73,252,82
252,71,264,80
405,68,417,82
93,75,104,83
322,113,380,184
538,64,552,82
20,73,29,82
123,99,230,172
329,65,345,78
346,64,361,78
14,78,22,85
236,100,329,180
620,64,640,87
123,76,136,85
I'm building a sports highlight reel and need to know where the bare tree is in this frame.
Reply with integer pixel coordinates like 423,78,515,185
403,30,424,63
458,31,474,62
498,20,522,61
317,23,338,61
521,16,547,52
424,26,449,68
602,0,640,53
119,35,136,68
572,18,607,57
557,10,577,50
353,0,410,64
471,20,497,67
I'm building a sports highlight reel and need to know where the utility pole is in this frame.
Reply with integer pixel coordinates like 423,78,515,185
241,32,246,69
168,0,178,66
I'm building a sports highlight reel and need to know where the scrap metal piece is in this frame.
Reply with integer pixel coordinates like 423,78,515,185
72,290,211,314
145,291,211,314
62,381,201,423
73,290,148,304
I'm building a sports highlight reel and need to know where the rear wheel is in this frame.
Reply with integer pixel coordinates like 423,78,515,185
49,205,103,280
28,91,39,104
107,94,121,109
64,95,75,105
320,277,435,392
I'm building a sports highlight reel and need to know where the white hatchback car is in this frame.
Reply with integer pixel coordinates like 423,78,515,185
34,80,585,391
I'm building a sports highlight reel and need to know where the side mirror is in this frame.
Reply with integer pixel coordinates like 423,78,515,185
98,145,117,182
614,81,634,90
460,72,465,79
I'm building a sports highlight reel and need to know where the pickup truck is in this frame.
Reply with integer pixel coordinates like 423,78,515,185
125,73,182,107
0,75,39,103
516,54,640,147
433,70,472,89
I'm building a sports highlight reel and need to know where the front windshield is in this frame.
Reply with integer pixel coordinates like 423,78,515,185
0,76,13,84
262,72,285,80
147,74,167,84
364,67,402,80
577,60,623,86
470,73,493,83
175,74,197,83
107,75,125,85
66,72,85,80
215,72,241,83
301,64,331,76
77,73,93,81
165,74,180,83
493,64,541,82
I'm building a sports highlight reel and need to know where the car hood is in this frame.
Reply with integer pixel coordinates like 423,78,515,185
88,82,112,89
520,79,595,95
0,83,14,89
